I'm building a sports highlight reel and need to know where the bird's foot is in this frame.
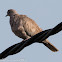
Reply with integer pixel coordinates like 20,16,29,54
24,38,30,41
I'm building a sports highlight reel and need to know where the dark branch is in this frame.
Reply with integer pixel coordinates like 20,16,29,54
0,22,62,59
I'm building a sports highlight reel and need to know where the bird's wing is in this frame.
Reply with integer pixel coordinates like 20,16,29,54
21,15,42,36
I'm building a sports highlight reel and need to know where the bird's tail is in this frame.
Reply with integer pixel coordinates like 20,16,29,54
39,39,58,52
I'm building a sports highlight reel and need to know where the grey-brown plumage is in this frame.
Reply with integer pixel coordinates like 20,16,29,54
6,9,58,52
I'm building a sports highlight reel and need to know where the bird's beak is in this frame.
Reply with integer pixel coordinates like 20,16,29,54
5,14,8,17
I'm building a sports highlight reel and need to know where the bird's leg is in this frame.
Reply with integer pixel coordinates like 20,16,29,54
24,37,31,41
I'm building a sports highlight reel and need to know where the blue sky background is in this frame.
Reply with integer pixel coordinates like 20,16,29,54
0,0,62,62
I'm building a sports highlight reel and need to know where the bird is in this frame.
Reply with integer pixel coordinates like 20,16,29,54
6,9,58,52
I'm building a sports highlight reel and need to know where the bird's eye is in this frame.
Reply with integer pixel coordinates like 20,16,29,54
8,10,11,13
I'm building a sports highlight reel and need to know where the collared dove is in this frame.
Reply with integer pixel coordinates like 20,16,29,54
6,9,58,52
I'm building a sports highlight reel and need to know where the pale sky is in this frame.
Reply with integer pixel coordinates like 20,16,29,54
0,0,62,62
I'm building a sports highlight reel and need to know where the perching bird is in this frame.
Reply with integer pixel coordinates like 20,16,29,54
6,9,58,52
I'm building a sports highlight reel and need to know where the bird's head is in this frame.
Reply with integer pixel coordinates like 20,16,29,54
6,9,18,17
